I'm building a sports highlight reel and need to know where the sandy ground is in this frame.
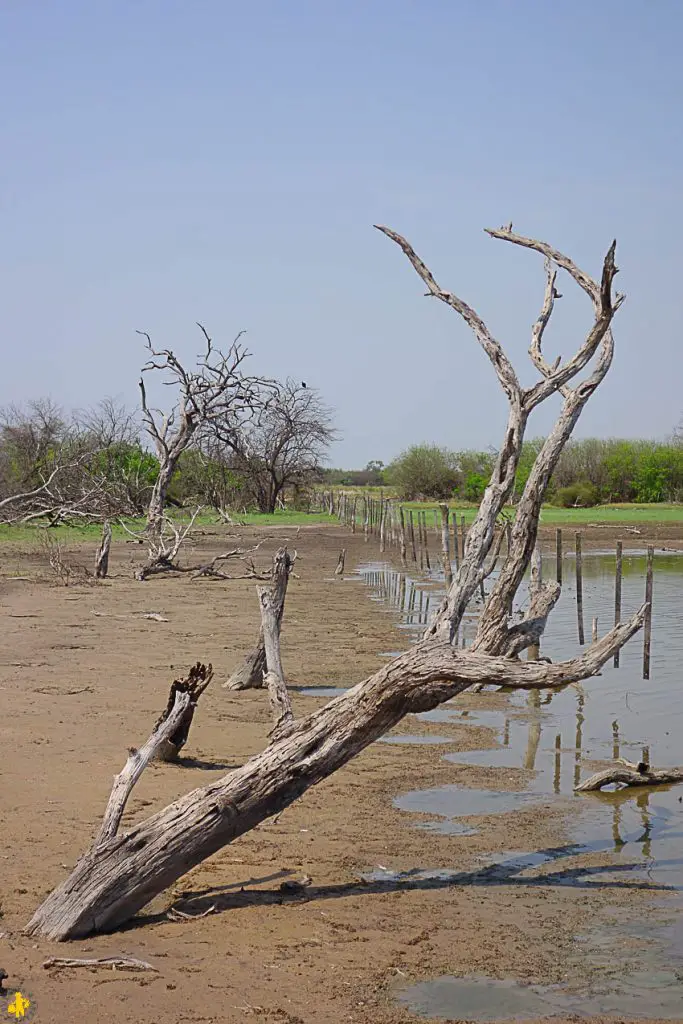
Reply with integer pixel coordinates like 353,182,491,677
0,521,681,1024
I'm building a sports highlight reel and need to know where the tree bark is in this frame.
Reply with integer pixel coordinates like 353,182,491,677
223,548,293,690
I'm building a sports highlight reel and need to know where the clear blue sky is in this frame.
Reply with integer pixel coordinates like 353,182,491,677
2,1,681,466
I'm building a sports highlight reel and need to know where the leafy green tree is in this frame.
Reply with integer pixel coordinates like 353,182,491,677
386,444,458,500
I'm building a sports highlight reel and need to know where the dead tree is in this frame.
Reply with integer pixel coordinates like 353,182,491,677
136,326,271,577
95,522,112,579
26,224,646,941
224,547,294,689
206,379,336,514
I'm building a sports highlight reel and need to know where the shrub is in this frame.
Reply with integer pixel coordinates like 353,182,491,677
553,482,599,508
463,472,488,502
386,444,459,500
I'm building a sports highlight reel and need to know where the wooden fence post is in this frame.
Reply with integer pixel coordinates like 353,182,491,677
398,507,407,564
440,504,453,587
408,510,417,562
421,511,431,571
643,545,654,680
576,532,585,646
613,540,622,667
556,528,563,585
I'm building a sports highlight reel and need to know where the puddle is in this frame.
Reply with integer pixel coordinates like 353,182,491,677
394,784,542,835
398,972,683,1020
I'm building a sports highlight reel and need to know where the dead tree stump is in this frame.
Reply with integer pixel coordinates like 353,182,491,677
154,662,214,762
95,522,112,580
224,547,293,690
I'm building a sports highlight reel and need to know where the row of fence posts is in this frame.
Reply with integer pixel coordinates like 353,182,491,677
314,493,655,681
554,528,654,681
316,490,470,577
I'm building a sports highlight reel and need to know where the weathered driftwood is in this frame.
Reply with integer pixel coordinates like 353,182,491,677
94,521,112,579
43,956,156,972
190,544,264,581
576,758,683,792
134,509,203,581
26,224,641,941
154,662,214,763
224,548,293,690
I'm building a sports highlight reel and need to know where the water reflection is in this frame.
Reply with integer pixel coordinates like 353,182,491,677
354,551,683,890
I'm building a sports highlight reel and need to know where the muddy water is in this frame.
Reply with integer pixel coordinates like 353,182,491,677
349,552,683,1019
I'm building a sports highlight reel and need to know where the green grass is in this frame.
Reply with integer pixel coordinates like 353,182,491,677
0,508,340,545
399,501,683,524
1,502,681,547
536,504,683,524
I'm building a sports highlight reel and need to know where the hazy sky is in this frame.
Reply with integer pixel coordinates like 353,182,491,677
2,1,682,466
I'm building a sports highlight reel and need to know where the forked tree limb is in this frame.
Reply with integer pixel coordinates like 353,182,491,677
576,759,683,792
190,544,263,580
25,606,644,941
377,226,622,649
501,581,561,659
373,226,522,402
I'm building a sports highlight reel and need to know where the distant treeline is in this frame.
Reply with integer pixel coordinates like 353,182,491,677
323,438,683,505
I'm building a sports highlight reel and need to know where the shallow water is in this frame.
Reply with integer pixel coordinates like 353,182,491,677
398,971,683,1020
355,552,683,890
353,551,683,1015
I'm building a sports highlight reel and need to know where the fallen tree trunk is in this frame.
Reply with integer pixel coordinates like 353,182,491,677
224,547,293,689
576,759,683,792
25,611,643,940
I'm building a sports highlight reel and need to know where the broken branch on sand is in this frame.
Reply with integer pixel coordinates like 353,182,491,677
576,758,683,792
